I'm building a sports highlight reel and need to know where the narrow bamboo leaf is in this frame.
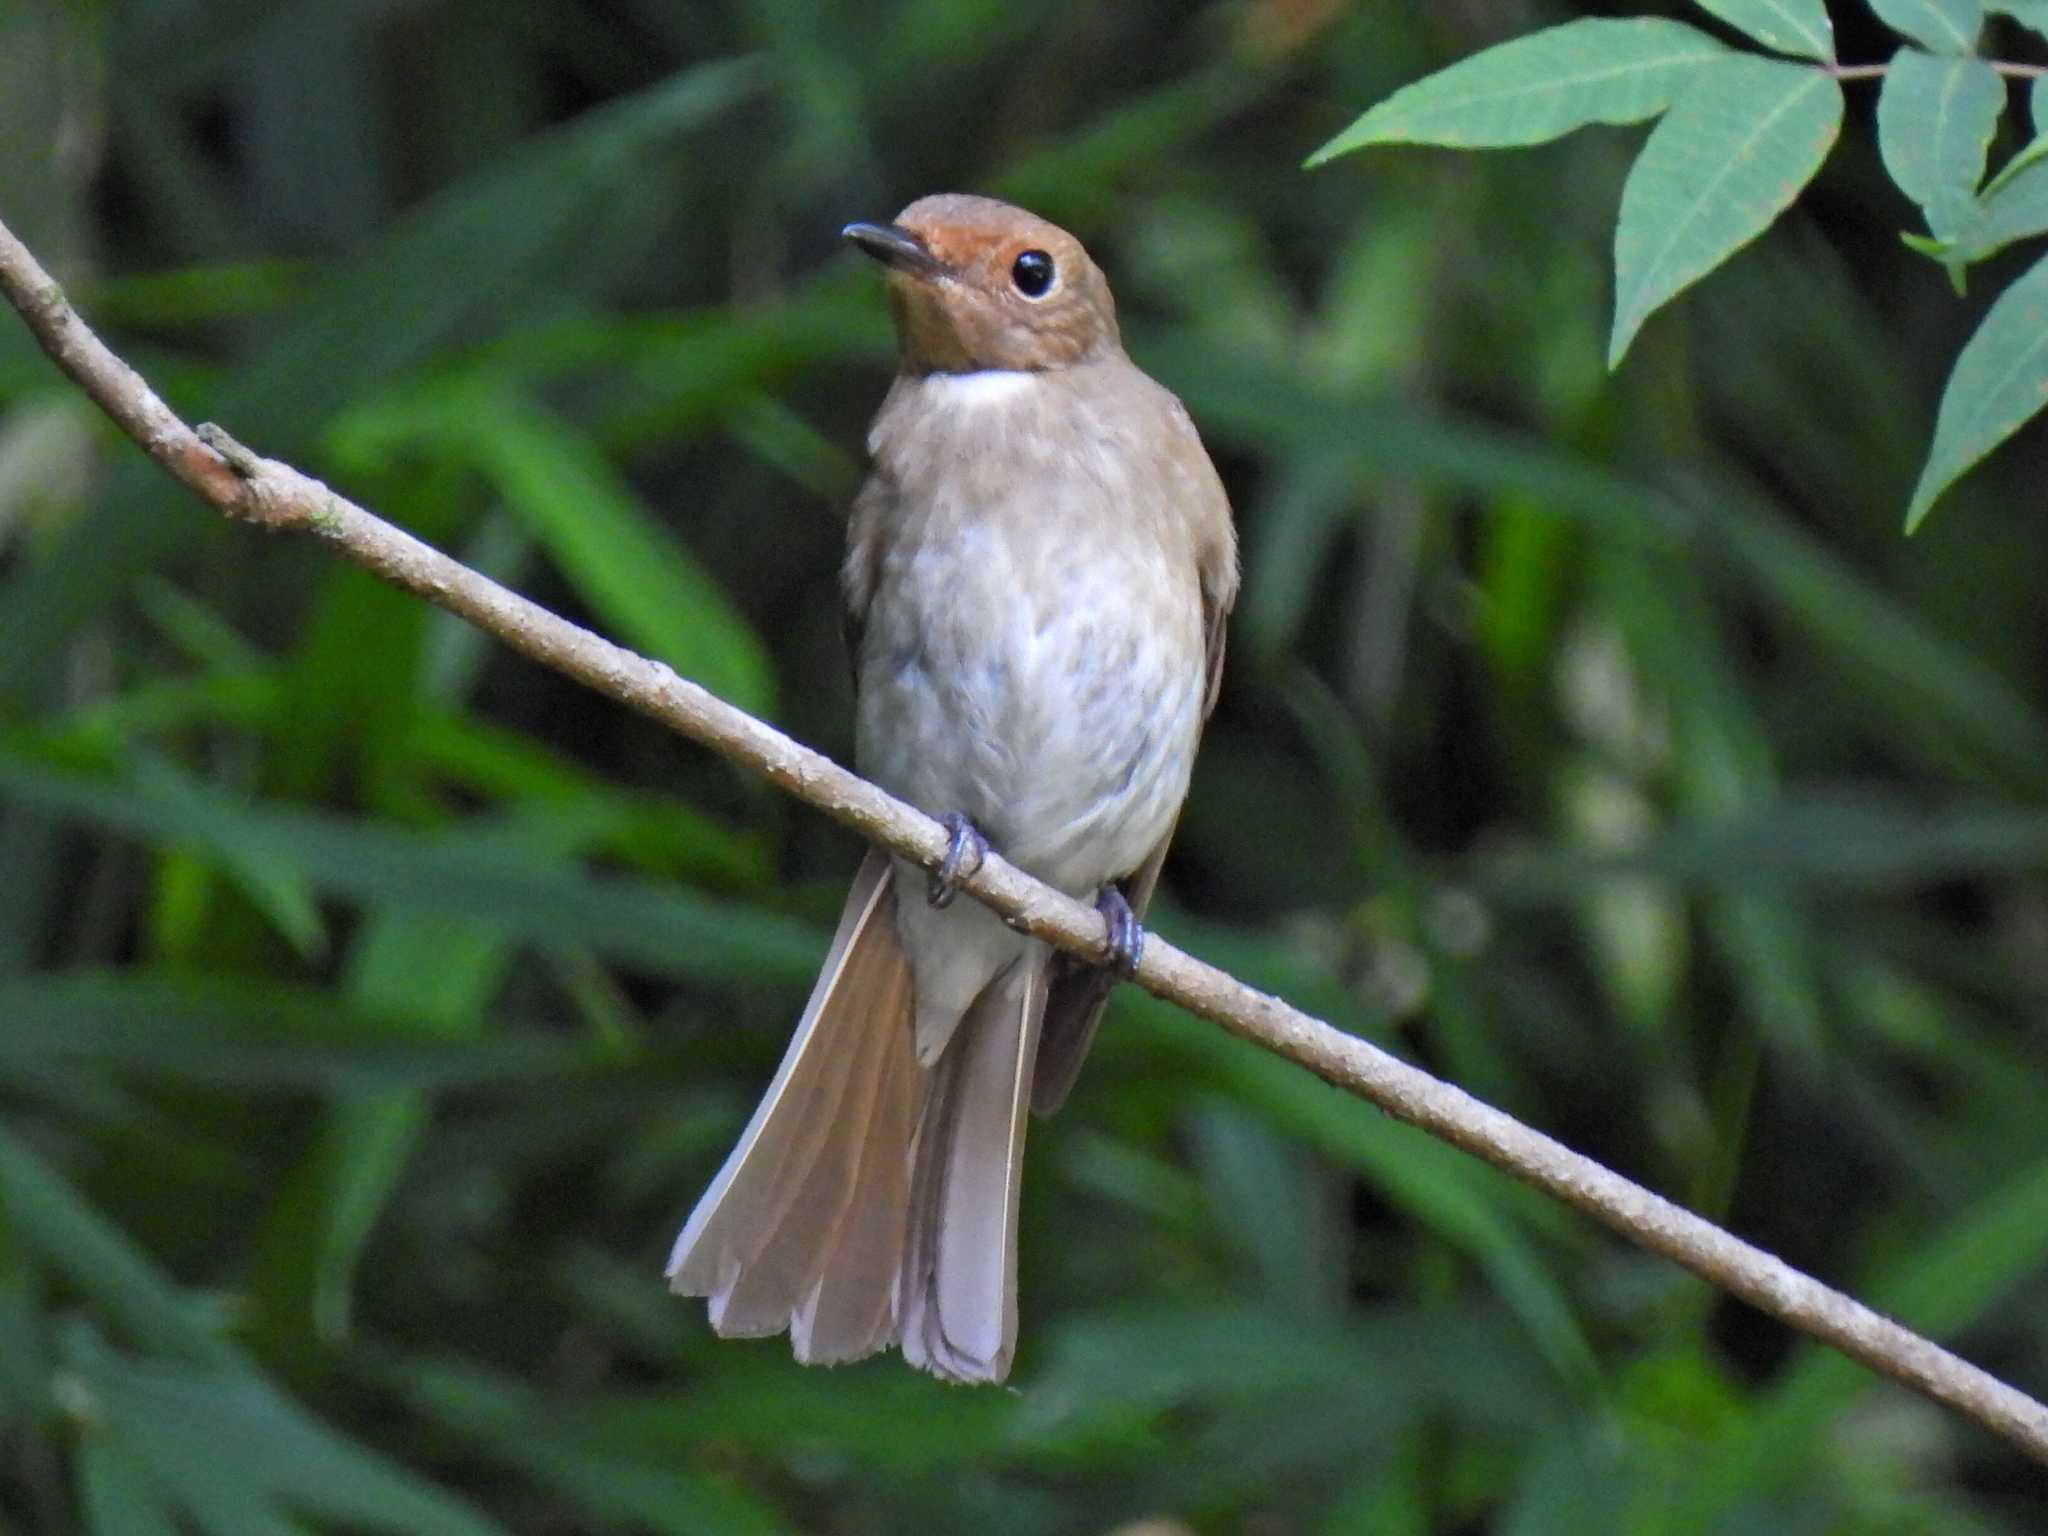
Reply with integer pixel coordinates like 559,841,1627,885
1691,0,1836,61
1875,51,2002,237
1187,1103,1342,1315
1867,0,1984,51
133,579,270,675
0,970,607,1093
1133,999,1597,1389
1907,249,2048,528
331,385,776,717
1029,1305,1386,1425
0,755,823,986
721,391,860,498
61,1327,506,1536
78,1436,184,1536
391,1360,801,1534
247,906,512,1350
1481,793,2048,906
129,755,329,962
250,1095,427,1348
1610,59,1843,366
1141,335,2048,787
1305,19,1727,161
0,1128,227,1363
402,711,770,887
0,57,761,705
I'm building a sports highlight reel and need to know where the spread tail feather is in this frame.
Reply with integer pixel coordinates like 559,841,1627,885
667,851,922,1363
900,951,1047,1383
669,854,1049,1383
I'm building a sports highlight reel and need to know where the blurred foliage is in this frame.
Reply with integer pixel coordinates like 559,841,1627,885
1,0,2046,1531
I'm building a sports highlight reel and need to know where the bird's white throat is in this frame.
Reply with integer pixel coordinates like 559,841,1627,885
923,369,1036,408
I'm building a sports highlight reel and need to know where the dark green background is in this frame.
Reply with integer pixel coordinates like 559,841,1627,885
2,1,2045,1530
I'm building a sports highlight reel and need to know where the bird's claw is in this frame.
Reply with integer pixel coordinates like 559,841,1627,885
927,813,988,908
1096,885,1144,979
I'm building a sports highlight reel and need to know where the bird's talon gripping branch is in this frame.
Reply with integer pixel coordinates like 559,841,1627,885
1096,884,1144,978
927,812,988,908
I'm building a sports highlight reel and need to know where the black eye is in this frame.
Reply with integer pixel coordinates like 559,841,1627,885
1010,249,1055,298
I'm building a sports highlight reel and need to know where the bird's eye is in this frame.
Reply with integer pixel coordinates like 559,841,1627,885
1010,249,1055,298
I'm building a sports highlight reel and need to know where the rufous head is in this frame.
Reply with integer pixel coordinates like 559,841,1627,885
842,194,1120,375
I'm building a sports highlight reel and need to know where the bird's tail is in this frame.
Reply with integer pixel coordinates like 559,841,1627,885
666,849,923,1365
900,948,1046,1383
668,852,1049,1383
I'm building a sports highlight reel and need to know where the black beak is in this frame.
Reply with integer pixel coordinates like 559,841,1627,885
842,221,948,279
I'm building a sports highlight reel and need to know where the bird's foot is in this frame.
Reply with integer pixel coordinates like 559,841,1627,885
1096,885,1144,979
927,813,988,909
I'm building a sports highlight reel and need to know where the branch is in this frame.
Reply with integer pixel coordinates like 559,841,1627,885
1824,60,2048,82
3,212,2044,1465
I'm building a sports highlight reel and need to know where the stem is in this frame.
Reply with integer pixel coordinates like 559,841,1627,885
1827,60,2048,82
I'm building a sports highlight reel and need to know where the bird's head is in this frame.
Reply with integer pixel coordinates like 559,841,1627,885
843,194,1120,375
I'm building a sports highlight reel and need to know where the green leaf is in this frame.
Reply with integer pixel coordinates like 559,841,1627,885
0,971,607,1095
332,383,776,718
1981,131,2048,199
1866,0,1984,51
1141,335,2048,790
1875,51,2003,237
1609,59,1843,366
127,755,330,962
1942,82,2048,261
245,904,516,1351
390,1361,797,1536
0,1127,227,1363
1133,999,1597,1391
248,1094,428,1349
1691,0,1837,61
1490,791,2048,893
61,1325,506,1536
79,260,313,329
1305,19,1728,161
0,56,762,705
1907,249,2048,528
0,753,824,987
1947,159,2048,262
78,1436,184,1536
402,711,770,888
1186,1103,1342,1315
720,391,861,499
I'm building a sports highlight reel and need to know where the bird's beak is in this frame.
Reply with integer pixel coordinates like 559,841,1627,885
842,221,948,280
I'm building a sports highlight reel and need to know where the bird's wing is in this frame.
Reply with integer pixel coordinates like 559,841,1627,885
841,464,894,693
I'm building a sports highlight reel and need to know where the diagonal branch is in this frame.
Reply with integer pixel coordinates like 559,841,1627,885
1,210,2043,1464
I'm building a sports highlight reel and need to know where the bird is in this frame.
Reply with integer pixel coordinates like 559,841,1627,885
666,193,1237,1384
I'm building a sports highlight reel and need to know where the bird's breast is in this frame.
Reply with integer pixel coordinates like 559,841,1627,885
852,372,1205,894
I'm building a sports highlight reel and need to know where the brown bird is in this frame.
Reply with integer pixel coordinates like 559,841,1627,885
667,193,1237,1383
